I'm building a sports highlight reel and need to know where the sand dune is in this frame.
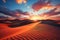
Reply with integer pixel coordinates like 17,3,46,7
0,22,60,40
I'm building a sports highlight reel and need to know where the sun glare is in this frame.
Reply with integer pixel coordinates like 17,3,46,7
29,15,44,21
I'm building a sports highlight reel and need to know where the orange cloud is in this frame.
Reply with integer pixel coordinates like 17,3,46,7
32,0,50,11
16,0,27,4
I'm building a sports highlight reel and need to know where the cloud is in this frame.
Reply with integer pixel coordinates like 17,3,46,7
0,6,29,20
0,12,15,20
38,7,60,20
46,7,60,16
48,16,60,20
0,6,13,16
32,0,60,11
2,0,6,3
32,0,50,11
16,0,27,4
0,6,24,16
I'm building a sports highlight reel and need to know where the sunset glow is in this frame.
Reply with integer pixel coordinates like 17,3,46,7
0,0,60,40
25,5,56,21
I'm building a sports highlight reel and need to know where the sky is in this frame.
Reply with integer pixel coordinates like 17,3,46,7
0,0,60,20
0,0,60,12
0,0,38,12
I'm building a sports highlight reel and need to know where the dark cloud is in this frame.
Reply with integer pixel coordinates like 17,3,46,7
46,8,60,16
39,7,60,19
0,16,7,20
0,6,13,16
0,6,24,16
0,6,29,20
49,16,60,20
